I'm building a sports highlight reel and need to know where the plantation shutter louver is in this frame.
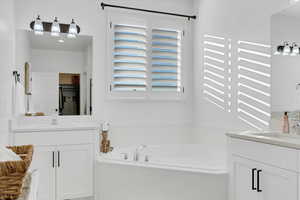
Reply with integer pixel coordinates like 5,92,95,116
151,28,182,92
112,24,148,91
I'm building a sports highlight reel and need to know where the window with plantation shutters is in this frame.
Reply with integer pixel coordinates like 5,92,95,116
112,24,148,91
108,13,186,99
151,28,182,92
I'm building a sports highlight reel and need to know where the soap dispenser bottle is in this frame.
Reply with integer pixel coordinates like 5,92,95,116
282,112,289,134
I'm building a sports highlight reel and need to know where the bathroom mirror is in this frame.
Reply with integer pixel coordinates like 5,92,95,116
271,2,300,112
14,30,93,116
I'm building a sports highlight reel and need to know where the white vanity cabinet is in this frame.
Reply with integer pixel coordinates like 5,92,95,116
12,128,99,200
56,144,93,200
30,146,57,200
228,137,299,200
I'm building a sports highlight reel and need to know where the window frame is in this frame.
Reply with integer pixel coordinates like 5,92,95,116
106,11,188,101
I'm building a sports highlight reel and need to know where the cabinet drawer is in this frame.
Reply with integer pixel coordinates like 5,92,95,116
13,130,98,146
229,138,299,172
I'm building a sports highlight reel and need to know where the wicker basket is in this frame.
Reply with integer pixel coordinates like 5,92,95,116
0,145,34,200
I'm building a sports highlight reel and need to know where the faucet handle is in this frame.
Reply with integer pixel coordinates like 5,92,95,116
120,153,128,160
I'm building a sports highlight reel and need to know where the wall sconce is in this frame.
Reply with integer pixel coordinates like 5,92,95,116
30,15,81,37
274,42,300,56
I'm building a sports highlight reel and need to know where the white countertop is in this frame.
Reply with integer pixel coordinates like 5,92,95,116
11,116,101,133
12,123,100,133
226,131,300,150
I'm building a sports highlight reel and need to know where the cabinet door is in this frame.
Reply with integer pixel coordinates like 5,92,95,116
230,156,260,200
56,144,93,200
258,163,298,200
29,146,56,200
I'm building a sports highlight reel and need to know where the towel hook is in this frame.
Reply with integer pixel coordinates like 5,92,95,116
13,70,20,84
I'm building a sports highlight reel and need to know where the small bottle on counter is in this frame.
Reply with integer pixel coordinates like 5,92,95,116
282,112,289,134
100,122,113,153
100,131,111,153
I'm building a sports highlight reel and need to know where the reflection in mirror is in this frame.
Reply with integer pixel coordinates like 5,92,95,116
14,30,93,116
271,2,300,112
59,73,80,115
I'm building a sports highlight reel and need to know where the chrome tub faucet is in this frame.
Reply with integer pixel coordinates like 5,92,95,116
133,145,147,161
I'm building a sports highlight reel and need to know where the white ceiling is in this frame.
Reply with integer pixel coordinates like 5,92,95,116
278,2,300,19
29,31,92,52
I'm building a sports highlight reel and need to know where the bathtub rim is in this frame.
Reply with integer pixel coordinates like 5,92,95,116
96,156,228,175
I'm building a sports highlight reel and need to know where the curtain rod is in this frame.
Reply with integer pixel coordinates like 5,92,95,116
100,2,196,20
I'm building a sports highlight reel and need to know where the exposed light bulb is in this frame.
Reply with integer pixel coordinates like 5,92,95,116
34,15,43,35
67,19,77,38
51,17,60,37
291,43,299,56
69,19,77,34
283,42,291,55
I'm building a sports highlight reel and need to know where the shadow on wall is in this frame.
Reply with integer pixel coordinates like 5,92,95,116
202,34,271,131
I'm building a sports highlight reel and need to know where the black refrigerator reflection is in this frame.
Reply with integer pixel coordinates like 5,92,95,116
59,74,80,115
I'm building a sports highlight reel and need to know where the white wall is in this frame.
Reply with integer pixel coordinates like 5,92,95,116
0,0,15,145
31,72,58,115
31,49,85,73
15,30,31,85
192,0,289,151
14,0,195,146
13,30,31,117
84,44,93,115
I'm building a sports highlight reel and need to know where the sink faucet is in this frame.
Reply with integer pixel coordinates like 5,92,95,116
133,145,147,161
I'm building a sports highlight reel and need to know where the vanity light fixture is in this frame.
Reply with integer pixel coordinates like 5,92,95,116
30,16,81,37
274,42,300,56
67,19,77,38
33,15,43,35
51,17,61,37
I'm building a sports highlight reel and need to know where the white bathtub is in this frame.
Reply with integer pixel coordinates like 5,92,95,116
96,144,228,200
